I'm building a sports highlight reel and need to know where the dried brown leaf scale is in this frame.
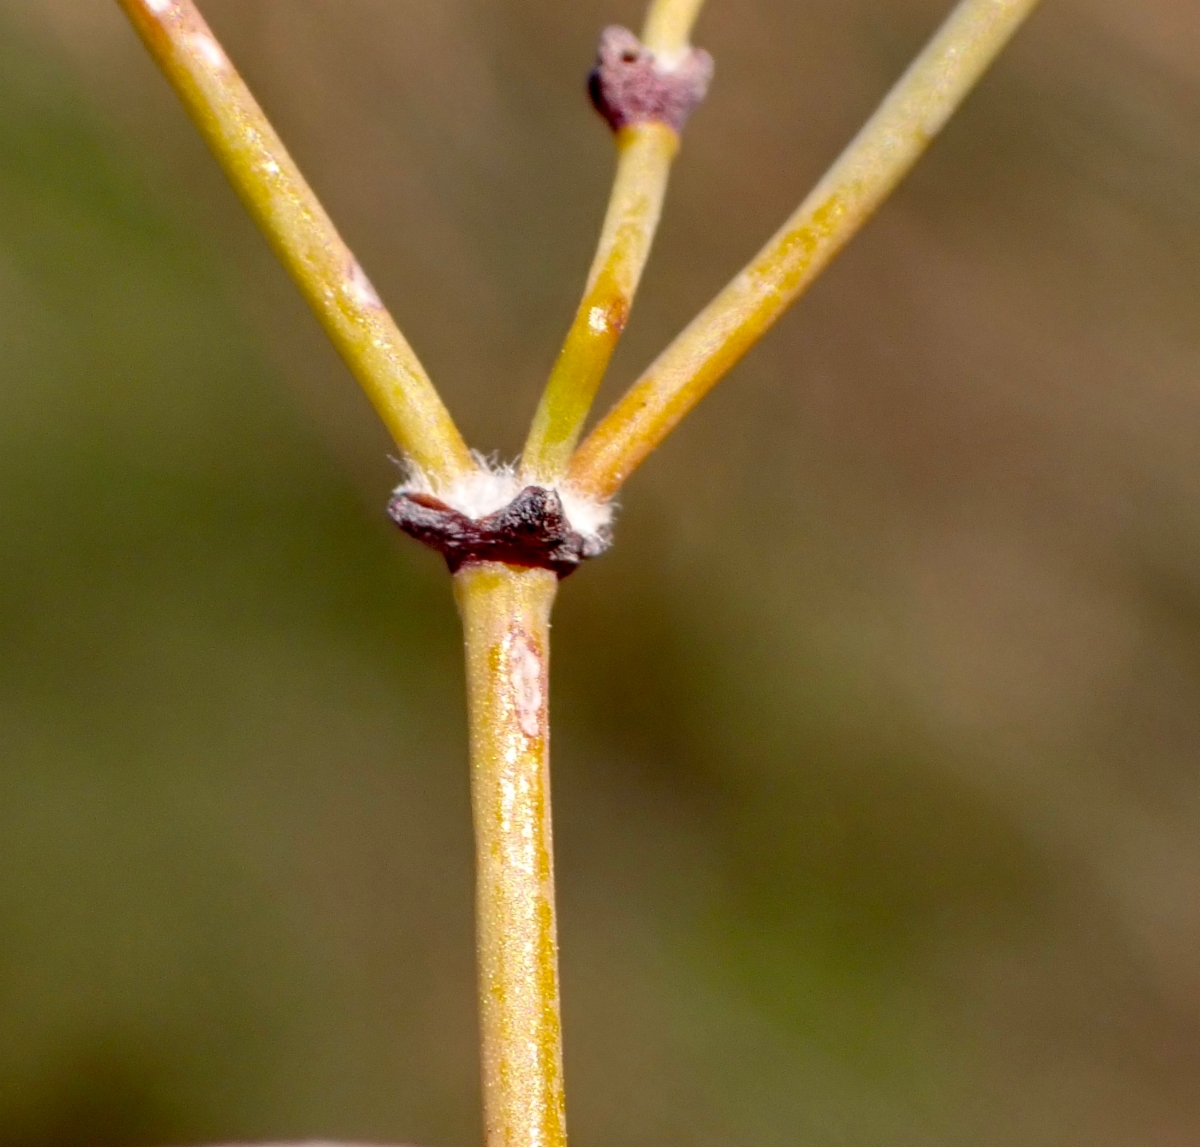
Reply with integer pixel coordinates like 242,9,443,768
388,487,611,578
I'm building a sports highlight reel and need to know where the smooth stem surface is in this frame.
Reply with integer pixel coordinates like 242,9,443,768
568,0,1042,501
521,123,678,483
521,0,708,484
454,563,565,1147
116,0,473,485
642,0,707,52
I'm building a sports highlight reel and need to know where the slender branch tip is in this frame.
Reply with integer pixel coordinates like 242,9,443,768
641,0,708,53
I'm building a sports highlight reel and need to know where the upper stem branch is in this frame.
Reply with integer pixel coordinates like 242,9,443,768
567,0,1042,501
641,0,707,53
520,3,710,485
116,0,474,485
520,122,678,483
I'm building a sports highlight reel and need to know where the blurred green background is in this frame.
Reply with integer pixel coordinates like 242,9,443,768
3,1,1200,1144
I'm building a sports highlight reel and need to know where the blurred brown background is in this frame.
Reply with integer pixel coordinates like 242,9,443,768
2,1,1200,1144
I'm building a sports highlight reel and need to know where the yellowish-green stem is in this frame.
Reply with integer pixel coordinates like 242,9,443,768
568,0,1042,501
641,0,707,53
116,0,474,485
454,563,565,1147
520,0,708,486
118,3,1038,1144
520,123,678,483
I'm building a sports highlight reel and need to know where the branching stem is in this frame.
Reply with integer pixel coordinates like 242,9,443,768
567,0,1043,501
115,0,473,485
454,564,565,1147
117,2,1040,1143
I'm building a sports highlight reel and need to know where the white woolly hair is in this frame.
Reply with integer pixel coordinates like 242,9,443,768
395,453,615,545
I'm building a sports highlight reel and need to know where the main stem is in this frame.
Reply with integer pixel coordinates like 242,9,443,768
454,563,566,1147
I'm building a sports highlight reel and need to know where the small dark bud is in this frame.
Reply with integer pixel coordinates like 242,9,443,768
588,26,713,135
388,486,612,578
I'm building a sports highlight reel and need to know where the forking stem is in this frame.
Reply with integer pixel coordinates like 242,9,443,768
115,2,1043,1143
567,0,1043,501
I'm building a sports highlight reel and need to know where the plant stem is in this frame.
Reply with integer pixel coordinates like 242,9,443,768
520,0,708,485
454,563,566,1147
520,122,678,483
116,0,473,485
567,0,1042,501
641,0,707,53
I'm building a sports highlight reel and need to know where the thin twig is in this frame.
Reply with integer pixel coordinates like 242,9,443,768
116,0,474,485
520,4,709,483
520,122,678,482
567,0,1042,501
642,0,707,53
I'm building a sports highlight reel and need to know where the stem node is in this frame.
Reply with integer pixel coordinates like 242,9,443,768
588,25,713,135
